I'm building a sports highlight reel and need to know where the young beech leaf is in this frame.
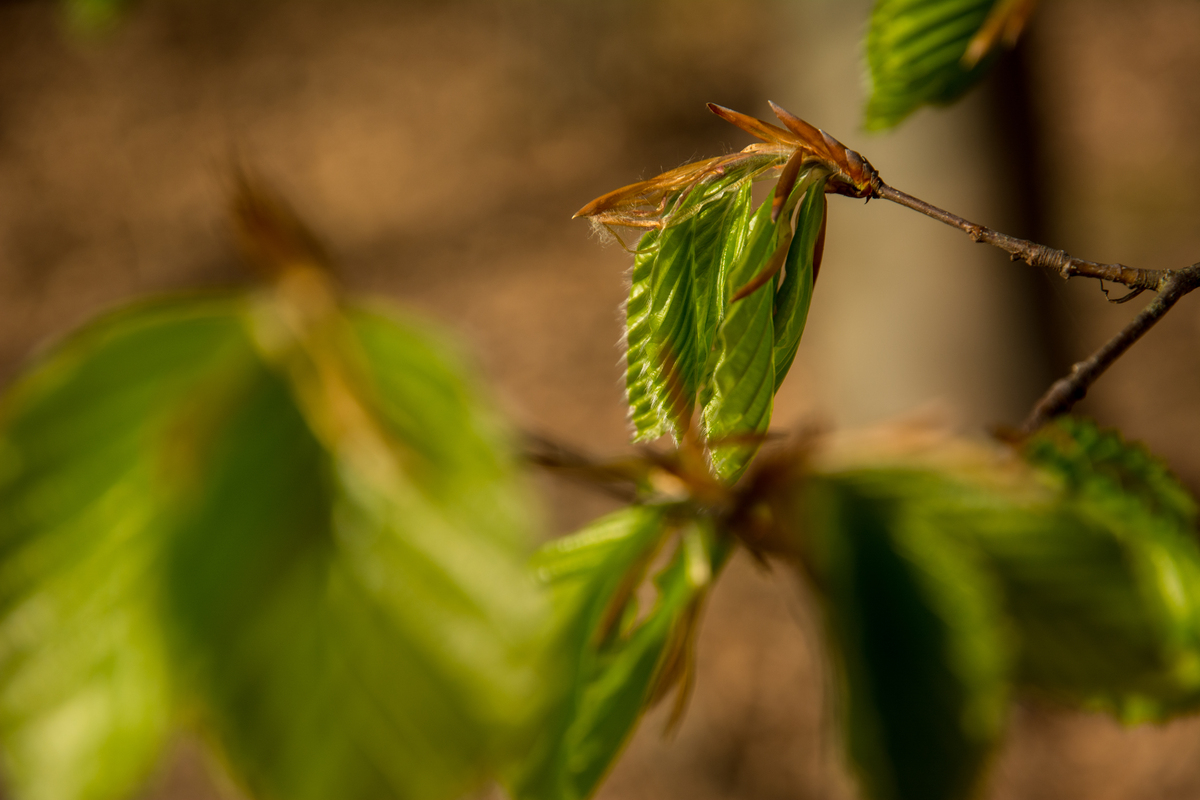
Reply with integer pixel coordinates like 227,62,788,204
701,190,783,481
0,297,256,800
163,300,549,800
799,470,1010,800
624,181,753,442
626,230,668,441
514,508,723,800
942,499,1200,721
866,0,1003,131
583,103,875,468
1023,416,1197,537
1007,418,1200,719
0,288,549,800
772,183,826,392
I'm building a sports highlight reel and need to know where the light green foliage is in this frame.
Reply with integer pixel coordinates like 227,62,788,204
514,507,721,800
0,298,252,800
865,0,999,130
1014,418,1200,718
700,189,782,479
800,471,1010,800
771,184,823,393
626,181,754,442
0,293,548,800
790,445,1200,800
627,179,826,479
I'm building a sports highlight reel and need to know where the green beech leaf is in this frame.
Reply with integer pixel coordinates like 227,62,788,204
0,297,255,800
1001,418,1200,718
625,231,668,440
1024,416,1198,536
625,182,753,441
809,438,1200,724
800,470,1010,800
944,500,1200,721
0,290,549,800
701,191,783,480
164,299,548,800
772,183,825,392
514,507,719,800
865,0,999,131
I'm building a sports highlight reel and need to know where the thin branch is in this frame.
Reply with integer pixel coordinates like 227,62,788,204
520,431,645,502
875,183,1167,293
1020,264,1200,434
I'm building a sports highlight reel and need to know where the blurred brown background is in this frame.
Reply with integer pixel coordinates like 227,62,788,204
3,0,1200,797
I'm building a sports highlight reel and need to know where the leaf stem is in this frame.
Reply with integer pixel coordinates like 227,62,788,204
875,183,1166,292
1019,264,1200,433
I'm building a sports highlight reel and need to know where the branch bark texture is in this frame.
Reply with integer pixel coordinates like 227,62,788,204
876,183,1167,293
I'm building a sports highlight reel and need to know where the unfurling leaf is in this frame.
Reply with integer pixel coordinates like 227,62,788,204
866,0,1026,131
513,508,725,800
0,286,550,800
625,182,754,441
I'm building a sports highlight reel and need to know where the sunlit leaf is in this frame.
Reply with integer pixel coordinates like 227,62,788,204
865,0,1000,131
772,183,825,392
626,231,669,441
0,297,255,800
800,470,1010,800
514,507,720,800
701,191,783,480
0,288,550,800
624,182,754,441
164,298,548,800
1006,418,1200,718
1024,417,1197,537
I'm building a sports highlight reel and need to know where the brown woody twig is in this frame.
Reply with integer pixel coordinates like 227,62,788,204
875,183,1167,293
1019,264,1200,434
874,181,1200,434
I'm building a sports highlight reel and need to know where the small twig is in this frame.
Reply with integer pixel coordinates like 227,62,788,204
1020,264,1200,434
875,183,1166,293
520,431,645,502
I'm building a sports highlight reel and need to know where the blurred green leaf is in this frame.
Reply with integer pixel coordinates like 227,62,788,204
1005,418,1200,718
801,436,1200,727
514,507,719,800
801,470,1010,800
865,0,998,131
1024,416,1198,536
164,300,548,800
64,0,130,31
0,297,255,800
0,291,549,800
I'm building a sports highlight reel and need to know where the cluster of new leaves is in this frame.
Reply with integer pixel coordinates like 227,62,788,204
0,204,553,799
576,102,886,480
522,417,1200,800
564,97,1200,800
